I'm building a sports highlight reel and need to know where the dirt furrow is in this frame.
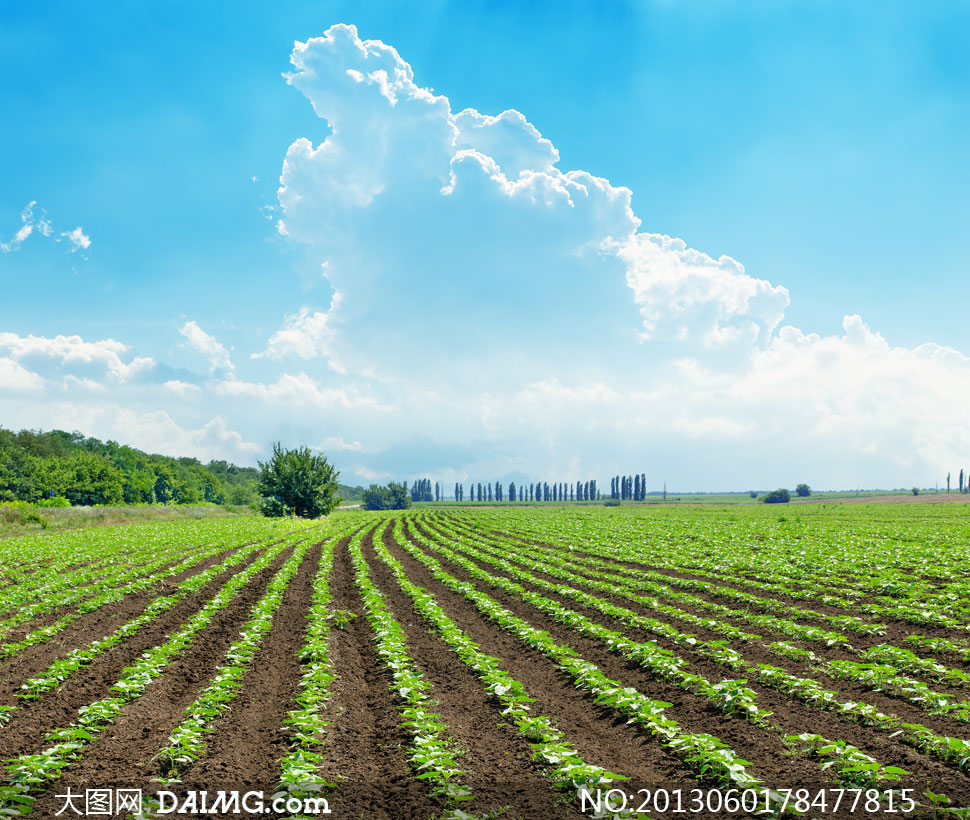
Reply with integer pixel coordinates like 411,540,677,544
313,532,441,820
139,540,324,803
365,525,585,819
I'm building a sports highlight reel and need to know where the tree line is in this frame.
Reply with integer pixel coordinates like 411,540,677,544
0,428,366,509
0,427,259,507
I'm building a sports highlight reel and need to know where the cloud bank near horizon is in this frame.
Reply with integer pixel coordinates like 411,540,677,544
2,23,968,491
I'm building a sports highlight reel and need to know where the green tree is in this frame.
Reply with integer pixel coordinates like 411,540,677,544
361,481,411,510
795,483,811,497
60,451,124,506
762,488,791,504
256,443,340,518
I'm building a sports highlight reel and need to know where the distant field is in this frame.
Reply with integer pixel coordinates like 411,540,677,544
2,503,969,817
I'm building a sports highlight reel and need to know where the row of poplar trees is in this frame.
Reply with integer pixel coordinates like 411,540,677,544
408,478,440,502
611,473,648,501
453,480,600,502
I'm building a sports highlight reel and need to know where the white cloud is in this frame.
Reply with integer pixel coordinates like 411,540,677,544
112,410,260,462
62,226,91,252
179,321,233,373
113,410,262,461
0,332,154,383
275,23,779,386
0,358,44,392
62,375,105,391
315,435,364,452
252,291,343,368
163,380,202,395
2,202,87,254
617,233,790,348
454,109,559,179
352,465,392,481
214,372,385,410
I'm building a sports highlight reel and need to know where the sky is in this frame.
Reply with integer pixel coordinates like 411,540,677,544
1,1,968,492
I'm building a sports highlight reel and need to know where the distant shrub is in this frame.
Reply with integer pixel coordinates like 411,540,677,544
763,489,791,504
795,483,811,497
604,499,621,507
749,491,758,499
36,496,71,508
911,487,919,496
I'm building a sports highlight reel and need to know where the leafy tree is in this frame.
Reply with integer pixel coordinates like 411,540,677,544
795,483,811,497
911,486,919,496
762,488,791,504
362,481,411,510
509,481,516,502
256,442,339,518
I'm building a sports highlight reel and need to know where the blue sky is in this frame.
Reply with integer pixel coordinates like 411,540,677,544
1,1,968,491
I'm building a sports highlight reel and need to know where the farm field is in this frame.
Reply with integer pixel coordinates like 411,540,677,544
0,506,969,819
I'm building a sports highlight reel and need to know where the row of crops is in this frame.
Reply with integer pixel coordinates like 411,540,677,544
0,506,969,818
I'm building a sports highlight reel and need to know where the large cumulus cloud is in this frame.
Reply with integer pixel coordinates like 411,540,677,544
273,26,809,390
